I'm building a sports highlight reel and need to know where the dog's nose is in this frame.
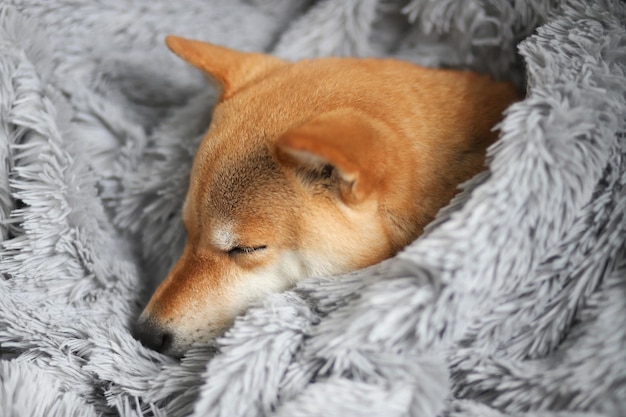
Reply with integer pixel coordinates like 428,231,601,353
132,318,173,353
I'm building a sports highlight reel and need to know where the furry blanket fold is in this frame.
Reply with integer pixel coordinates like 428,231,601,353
0,1,625,416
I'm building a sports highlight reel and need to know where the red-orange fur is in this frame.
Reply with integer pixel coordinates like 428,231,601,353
135,35,519,356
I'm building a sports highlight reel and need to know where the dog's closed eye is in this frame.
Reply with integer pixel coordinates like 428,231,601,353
227,245,267,256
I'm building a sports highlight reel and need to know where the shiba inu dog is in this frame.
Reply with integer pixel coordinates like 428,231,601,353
133,35,518,357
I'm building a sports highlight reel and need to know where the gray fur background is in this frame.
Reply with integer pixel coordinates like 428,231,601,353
0,0,625,416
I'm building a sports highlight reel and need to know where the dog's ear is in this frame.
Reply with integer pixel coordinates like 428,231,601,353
275,110,385,204
165,35,284,99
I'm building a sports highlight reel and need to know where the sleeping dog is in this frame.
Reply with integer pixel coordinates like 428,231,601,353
133,36,518,357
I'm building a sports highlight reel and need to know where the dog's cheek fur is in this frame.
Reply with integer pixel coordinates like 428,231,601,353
224,250,310,312
296,197,394,274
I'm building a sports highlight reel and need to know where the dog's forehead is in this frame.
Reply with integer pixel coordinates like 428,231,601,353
210,148,272,202
204,146,291,222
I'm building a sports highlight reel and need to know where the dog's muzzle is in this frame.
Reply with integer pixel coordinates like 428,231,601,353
132,317,174,354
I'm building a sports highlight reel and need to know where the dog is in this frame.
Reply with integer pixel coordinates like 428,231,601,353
133,35,519,357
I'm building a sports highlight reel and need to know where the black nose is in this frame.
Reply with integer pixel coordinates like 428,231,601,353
132,318,173,353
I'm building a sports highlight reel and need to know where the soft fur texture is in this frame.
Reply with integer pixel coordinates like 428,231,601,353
134,36,519,357
0,1,624,416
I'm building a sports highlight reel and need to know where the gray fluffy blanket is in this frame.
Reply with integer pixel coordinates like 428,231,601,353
0,1,625,416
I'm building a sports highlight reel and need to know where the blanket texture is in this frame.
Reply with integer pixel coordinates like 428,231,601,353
1,0,625,416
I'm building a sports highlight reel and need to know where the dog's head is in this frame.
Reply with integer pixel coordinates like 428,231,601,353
133,36,519,356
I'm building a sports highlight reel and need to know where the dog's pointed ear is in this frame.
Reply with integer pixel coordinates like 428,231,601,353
275,110,385,204
165,35,284,98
